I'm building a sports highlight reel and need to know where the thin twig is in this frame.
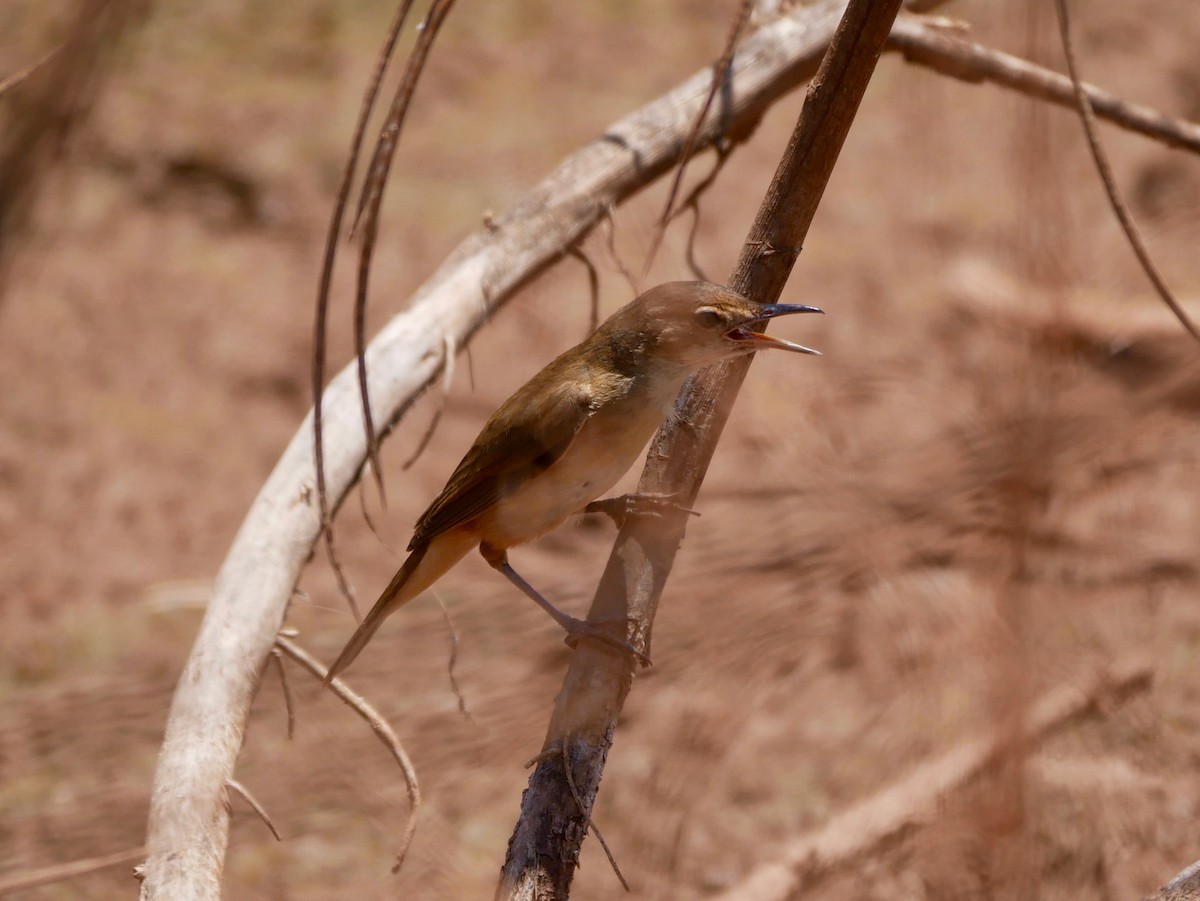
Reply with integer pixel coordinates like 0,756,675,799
225,779,282,842
352,0,458,514
601,207,638,296
270,648,295,740
561,737,631,893
434,594,474,722
683,204,707,281
273,636,421,872
0,44,62,98
403,334,456,470
311,0,417,618
1050,0,1200,345
674,146,733,281
0,847,146,896
643,0,754,274
567,246,601,336
324,530,360,621
356,473,388,549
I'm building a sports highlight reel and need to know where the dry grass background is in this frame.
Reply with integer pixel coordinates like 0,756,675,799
4,0,1200,898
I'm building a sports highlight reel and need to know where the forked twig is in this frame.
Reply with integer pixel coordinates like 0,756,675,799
273,636,422,872
643,0,754,274
225,779,282,842
312,0,418,616
1050,0,1200,345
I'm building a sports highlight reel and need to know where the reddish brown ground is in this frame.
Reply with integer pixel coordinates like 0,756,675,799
4,1,1200,898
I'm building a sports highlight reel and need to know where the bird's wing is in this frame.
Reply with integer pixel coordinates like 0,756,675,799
408,373,593,549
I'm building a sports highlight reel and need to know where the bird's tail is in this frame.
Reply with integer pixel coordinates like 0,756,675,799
324,531,475,683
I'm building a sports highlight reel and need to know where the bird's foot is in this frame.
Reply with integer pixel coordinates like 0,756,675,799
562,615,652,667
584,492,699,530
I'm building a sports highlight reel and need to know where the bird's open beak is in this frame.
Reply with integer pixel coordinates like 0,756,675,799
726,303,824,355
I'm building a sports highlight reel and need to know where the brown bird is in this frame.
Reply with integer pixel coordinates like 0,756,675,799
326,280,822,679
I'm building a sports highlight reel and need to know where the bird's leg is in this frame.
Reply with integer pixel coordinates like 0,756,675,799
583,491,699,530
479,543,651,666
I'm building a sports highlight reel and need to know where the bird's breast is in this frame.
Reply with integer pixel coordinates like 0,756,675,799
480,393,669,546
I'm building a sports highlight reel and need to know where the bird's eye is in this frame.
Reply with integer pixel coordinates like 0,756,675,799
695,307,724,329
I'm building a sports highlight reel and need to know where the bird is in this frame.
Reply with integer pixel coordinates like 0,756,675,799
325,280,822,680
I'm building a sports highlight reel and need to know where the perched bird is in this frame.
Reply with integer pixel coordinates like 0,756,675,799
326,280,822,679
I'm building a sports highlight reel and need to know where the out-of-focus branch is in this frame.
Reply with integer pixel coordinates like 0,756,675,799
497,0,906,896
0,0,149,296
1145,858,1200,901
887,16,1200,155
715,659,1152,901
0,846,145,896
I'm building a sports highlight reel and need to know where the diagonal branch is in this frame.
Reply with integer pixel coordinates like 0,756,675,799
497,0,906,895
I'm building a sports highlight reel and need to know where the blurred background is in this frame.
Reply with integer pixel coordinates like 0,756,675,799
3,0,1200,897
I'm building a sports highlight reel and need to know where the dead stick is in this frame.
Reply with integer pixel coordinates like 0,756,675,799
715,659,1152,901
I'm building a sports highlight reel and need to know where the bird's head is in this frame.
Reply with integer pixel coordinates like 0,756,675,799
614,281,823,370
